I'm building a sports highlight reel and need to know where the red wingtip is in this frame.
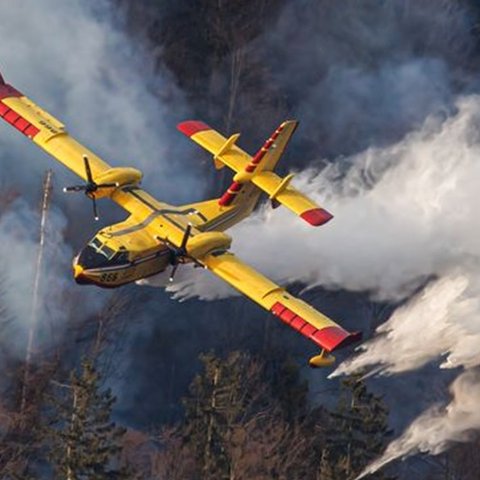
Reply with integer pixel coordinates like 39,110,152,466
177,120,211,137
312,327,362,352
301,208,334,226
0,84,22,100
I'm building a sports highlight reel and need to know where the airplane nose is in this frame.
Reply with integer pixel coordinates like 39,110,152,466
73,263,90,285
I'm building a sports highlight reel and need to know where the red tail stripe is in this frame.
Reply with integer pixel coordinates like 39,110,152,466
251,149,266,165
229,182,242,193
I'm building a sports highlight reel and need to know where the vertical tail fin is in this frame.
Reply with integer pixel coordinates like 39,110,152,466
246,120,298,174
218,120,298,206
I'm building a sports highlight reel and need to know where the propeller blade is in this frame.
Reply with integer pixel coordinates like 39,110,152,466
169,264,179,282
63,185,87,192
180,224,192,251
92,197,99,221
83,155,94,184
96,182,120,189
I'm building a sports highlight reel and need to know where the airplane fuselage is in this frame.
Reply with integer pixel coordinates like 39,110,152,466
73,242,172,288
72,216,176,288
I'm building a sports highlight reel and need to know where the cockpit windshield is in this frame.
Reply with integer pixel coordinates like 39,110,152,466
78,238,130,269
89,238,116,260
78,245,109,269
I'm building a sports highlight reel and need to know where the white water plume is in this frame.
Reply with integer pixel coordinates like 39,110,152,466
166,95,480,302
156,94,480,474
356,369,480,479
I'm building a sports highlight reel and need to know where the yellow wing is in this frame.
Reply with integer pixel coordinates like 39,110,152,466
0,79,162,216
200,251,361,354
0,82,112,181
0,76,207,249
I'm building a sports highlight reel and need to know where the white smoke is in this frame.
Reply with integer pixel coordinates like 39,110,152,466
356,369,480,479
166,95,480,301
159,94,480,474
0,1,197,359
0,0,200,200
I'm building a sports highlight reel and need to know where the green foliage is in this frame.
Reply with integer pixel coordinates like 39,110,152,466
157,352,395,480
318,374,394,480
49,359,130,480
158,351,313,480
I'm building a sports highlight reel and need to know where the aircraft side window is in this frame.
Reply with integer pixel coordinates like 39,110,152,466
90,238,103,249
110,251,130,265
102,244,115,259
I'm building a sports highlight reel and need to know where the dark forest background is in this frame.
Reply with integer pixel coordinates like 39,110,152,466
2,0,480,478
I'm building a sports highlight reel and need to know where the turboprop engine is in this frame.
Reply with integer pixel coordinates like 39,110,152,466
64,154,142,220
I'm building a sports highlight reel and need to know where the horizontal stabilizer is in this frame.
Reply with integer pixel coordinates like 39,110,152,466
252,171,333,226
177,120,249,173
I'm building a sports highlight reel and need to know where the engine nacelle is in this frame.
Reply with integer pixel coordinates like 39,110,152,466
187,231,232,258
93,167,143,198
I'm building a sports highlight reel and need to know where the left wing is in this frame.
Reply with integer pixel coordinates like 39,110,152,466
200,251,361,360
0,80,112,182
0,76,193,233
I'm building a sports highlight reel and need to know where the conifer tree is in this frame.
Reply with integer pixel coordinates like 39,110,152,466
318,375,395,480
49,359,130,480
159,351,316,480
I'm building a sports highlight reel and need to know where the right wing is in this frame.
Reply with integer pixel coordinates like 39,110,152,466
201,251,361,354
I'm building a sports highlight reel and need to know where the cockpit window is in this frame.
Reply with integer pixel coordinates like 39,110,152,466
102,244,115,259
80,238,130,269
109,251,130,266
88,238,116,260
78,246,109,269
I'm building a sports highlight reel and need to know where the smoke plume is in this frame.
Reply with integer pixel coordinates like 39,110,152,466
0,0,199,360
161,1,480,474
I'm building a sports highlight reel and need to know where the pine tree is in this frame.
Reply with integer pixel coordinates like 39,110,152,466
49,359,130,480
318,374,395,480
157,351,317,480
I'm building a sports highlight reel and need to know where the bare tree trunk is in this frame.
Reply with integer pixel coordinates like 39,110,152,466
20,170,53,414
225,47,245,134
66,386,78,480
203,366,220,478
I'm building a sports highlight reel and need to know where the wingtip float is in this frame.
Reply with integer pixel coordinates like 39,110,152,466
0,71,360,367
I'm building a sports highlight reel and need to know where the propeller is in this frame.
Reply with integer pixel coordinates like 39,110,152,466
63,155,119,221
166,224,204,282
168,224,192,282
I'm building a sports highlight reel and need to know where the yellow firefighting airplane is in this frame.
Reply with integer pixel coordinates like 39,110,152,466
0,73,361,367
